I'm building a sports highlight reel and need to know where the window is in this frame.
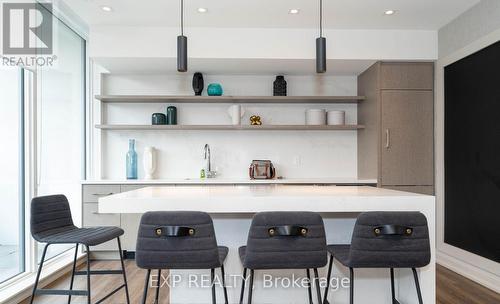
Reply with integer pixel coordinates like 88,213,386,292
0,68,24,283
35,7,86,261
0,4,86,288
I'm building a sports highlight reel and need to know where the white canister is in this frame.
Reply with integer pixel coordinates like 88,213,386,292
143,146,157,180
306,109,326,125
227,104,245,125
327,110,346,125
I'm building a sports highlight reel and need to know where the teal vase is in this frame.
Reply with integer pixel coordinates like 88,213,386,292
207,83,223,96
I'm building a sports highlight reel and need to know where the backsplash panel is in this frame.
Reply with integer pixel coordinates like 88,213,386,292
99,74,359,179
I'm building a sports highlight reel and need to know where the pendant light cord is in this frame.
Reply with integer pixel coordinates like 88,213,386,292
319,0,323,37
180,0,184,36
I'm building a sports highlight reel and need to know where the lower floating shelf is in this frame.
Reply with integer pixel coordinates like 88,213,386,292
95,124,365,131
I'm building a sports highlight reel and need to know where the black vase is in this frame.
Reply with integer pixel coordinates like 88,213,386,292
273,75,287,96
192,72,204,96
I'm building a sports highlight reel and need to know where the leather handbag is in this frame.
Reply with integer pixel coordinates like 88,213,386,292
249,160,276,179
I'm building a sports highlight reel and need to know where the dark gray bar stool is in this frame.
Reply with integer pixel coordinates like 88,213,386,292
238,211,327,304
323,211,431,304
136,211,228,304
30,194,130,304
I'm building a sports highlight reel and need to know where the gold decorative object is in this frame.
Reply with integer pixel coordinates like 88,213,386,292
250,115,262,125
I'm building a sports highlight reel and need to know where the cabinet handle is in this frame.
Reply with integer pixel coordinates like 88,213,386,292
92,192,114,196
385,129,390,149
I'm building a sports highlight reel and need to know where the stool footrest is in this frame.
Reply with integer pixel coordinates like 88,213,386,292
75,269,123,275
95,284,126,304
35,289,88,296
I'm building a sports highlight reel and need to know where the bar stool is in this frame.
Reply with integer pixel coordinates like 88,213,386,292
323,211,431,304
30,194,130,304
238,211,327,304
136,211,229,304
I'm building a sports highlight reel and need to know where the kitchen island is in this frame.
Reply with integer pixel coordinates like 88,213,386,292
99,185,435,304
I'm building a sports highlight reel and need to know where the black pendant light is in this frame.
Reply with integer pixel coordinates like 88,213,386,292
177,0,187,72
316,0,326,73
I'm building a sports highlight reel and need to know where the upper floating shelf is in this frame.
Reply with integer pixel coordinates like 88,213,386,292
94,95,365,104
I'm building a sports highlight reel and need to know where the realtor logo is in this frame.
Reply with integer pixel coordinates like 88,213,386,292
2,3,53,55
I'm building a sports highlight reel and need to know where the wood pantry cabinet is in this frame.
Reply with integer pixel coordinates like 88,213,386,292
358,62,434,195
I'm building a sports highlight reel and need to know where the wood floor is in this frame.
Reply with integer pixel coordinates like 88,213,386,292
22,261,500,304
436,264,500,304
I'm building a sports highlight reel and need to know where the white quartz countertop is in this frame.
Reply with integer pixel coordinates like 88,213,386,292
98,185,434,214
82,178,377,185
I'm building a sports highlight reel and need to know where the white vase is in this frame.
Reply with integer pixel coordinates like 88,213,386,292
143,146,156,180
227,104,245,125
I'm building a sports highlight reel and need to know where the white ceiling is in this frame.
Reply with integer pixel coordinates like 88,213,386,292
63,0,479,30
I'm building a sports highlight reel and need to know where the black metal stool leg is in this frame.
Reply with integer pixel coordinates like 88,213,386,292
239,268,247,304
67,244,79,304
30,243,49,304
247,269,254,304
155,269,161,304
85,245,91,304
313,268,322,304
390,268,401,304
349,267,354,304
211,268,216,304
412,268,423,304
323,254,334,304
221,265,229,304
306,269,313,304
142,269,151,304
117,238,131,304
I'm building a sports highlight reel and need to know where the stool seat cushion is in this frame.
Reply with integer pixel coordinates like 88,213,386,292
238,246,246,262
327,245,351,266
218,246,229,264
34,226,124,246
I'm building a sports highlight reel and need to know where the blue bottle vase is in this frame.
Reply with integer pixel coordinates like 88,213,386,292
126,139,138,179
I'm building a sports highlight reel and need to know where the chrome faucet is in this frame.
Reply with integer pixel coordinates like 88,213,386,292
204,144,216,178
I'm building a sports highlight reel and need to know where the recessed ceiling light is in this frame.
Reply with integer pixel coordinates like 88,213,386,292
289,9,300,15
101,6,112,12
197,7,208,13
384,10,395,15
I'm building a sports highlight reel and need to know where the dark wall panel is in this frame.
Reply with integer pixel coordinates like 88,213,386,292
444,40,500,263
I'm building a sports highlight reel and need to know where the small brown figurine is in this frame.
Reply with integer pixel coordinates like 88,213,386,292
250,115,262,125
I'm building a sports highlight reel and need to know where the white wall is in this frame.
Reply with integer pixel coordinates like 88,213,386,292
436,0,500,292
90,26,438,61
99,73,359,180
439,0,500,58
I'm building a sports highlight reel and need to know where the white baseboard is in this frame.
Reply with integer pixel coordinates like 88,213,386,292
437,251,500,293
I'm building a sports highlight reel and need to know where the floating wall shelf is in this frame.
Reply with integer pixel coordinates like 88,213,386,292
95,124,365,131
94,95,365,104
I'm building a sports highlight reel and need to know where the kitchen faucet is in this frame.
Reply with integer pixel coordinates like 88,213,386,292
204,144,216,178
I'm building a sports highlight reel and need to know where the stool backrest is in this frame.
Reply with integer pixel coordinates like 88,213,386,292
31,195,75,241
136,211,220,269
243,211,327,269
349,211,430,268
